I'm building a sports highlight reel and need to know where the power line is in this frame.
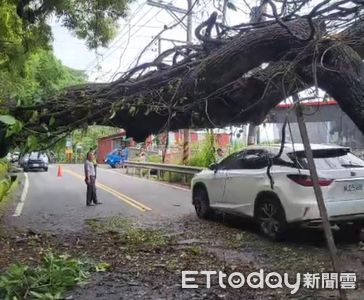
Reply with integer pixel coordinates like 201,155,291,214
129,0,198,69
86,7,166,78
124,16,177,71
96,7,166,81
97,5,153,60
88,0,199,81
84,1,148,71
102,8,164,66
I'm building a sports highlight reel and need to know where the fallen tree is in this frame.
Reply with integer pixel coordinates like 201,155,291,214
5,0,364,149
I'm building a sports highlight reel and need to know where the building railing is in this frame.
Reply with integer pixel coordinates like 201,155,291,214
124,161,204,184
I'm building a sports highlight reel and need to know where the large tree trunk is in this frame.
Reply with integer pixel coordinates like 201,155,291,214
312,45,364,133
9,18,364,145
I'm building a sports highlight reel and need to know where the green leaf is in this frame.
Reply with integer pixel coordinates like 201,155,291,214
109,110,116,119
129,106,136,115
29,291,45,299
49,116,56,126
41,123,48,131
95,262,110,272
6,121,23,138
0,115,16,125
27,135,38,149
30,111,39,123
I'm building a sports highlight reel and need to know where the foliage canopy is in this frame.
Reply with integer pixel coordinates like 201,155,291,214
0,0,132,155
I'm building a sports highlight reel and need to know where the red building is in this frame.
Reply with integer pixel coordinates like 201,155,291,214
215,133,230,149
172,131,230,148
97,129,231,163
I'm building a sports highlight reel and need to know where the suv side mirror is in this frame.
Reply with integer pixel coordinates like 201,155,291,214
208,163,217,171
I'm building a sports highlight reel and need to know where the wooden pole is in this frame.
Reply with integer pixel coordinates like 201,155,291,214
182,0,193,164
294,96,347,300
247,0,268,146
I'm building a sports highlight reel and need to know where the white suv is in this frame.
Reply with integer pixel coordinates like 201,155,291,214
191,144,364,240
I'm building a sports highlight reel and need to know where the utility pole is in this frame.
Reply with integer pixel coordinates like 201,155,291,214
147,0,191,47
247,0,267,145
294,94,347,300
147,0,193,164
182,0,193,164
187,0,193,43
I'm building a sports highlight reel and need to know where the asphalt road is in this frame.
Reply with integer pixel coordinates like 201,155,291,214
8,164,194,233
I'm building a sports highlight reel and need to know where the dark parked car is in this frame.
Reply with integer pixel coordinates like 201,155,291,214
23,152,49,172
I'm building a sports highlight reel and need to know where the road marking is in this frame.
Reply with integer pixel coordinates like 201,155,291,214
63,169,152,212
106,169,191,192
13,173,29,217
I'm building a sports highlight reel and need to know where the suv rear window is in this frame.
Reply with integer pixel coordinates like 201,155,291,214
287,149,364,170
29,152,41,159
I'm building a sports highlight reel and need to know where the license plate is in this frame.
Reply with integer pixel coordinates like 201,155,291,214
33,163,39,167
344,183,363,192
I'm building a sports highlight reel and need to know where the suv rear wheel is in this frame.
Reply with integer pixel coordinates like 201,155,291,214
339,224,363,241
255,198,287,241
193,186,212,219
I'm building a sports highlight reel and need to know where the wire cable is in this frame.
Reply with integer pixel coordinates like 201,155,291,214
84,1,148,71
266,116,288,189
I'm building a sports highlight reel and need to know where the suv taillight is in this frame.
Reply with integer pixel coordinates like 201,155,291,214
287,174,333,187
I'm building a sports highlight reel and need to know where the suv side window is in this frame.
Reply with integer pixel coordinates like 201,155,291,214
241,149,269,169
218,151,246,170
218,149,270,170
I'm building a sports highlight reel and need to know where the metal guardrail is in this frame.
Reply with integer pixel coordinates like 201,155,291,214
124,161,203,174
128,147,159,160
124,161,204,183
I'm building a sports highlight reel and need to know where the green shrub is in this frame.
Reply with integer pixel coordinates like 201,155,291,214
0,179,11,202
162,172,184,183
187,133,216,167
0,158,9,179
147,154,162,163
230,141,246,154
0,252,100,300
0,158,11,203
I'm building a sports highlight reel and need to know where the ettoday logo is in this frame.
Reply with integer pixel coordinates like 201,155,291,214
182,270,357,294
182,270,301,294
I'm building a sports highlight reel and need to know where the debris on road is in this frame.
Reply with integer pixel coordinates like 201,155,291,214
1,213,363,299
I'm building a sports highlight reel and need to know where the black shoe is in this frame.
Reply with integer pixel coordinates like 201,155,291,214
95,202,102,205
87,203,95,206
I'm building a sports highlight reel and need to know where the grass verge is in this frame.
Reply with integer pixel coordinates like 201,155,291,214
86,216,167,253
0,175,19,218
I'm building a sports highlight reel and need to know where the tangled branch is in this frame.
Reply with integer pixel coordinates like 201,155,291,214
6,0,364,147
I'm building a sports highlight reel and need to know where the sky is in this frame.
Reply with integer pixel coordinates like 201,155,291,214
51,0,253,82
